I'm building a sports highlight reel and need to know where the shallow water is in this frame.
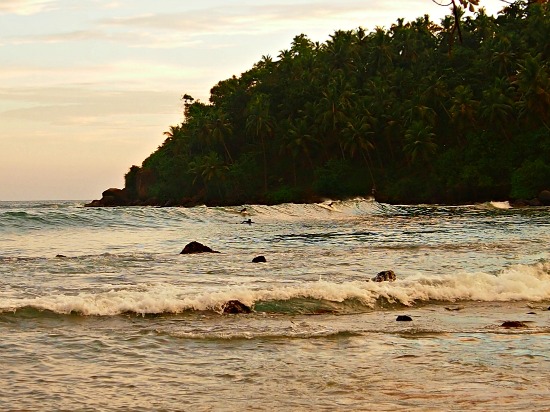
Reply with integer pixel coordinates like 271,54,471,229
0,199,549,411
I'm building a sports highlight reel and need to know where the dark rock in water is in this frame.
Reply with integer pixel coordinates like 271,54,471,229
222,300,252,314
85,187,130,207
85,199,103,207
396,315,413,321
539,190,550,206
501,321,527,328
512,197,544,207
252,255,266,263
180,241,219,254
372,270,396,282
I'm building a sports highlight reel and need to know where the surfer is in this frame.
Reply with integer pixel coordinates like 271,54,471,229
241,218,253,224
240,207,248,215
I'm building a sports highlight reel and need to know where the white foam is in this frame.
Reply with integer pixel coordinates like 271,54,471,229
490,201,512,209
2,262,548,316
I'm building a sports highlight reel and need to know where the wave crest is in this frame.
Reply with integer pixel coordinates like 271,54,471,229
1,262,548,317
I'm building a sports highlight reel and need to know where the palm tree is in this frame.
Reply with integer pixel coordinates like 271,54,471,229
281,117,318,184
163,124,183,141
366,27,394,75
323,30,356,75
404,101,437,129
187,152,228,199
403,121,438,165
480,77,515,136
208,113,234,164
514,53,550,127
342,112,376,188
316,76,353,159
449,85,479,144
245,94,275,192
490,36,515,78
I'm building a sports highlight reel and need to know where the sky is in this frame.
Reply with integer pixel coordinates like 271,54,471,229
0,0,506,201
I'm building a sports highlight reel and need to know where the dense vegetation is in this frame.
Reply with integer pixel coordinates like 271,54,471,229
124,0,549,206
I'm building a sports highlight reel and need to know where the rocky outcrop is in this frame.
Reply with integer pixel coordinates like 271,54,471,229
539,190,550,206
510,189,550,207
222,300,252,314
511,198,543,207
180,241,219,254
252,255,266,263
85,188,130,207
372,270,396,282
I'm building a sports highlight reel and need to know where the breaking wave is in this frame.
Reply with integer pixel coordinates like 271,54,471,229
2,261,548,317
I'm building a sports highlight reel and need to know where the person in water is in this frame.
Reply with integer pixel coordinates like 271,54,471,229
241,218,253,224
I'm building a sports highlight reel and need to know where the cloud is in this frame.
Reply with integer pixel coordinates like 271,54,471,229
0,86,183,128
0,0,56,15
101,0,505,37
4,1,423,47
0,58,208,89
5,27,203,49
1,0,506,49
103,2,380,35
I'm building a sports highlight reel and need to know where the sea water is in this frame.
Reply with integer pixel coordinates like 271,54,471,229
0,199,548,411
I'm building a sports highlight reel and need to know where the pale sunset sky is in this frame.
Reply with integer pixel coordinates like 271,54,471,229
0,0,506,200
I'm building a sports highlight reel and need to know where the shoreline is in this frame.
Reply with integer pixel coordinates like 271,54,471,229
84,188,550,209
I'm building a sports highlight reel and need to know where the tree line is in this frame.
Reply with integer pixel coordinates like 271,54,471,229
123,0,549,206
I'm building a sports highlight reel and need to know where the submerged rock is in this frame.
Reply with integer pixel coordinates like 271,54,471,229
501,321,527,328
396,315,413,322
180,241,219,254
372,270,396,282
222,300,252,314
252,255,266,263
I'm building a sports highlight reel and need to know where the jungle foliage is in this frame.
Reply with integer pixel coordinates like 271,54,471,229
125,1,550,206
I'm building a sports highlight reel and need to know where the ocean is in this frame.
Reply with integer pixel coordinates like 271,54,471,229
0,199,549,411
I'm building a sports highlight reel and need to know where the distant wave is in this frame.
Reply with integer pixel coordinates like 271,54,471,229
1,261,548,318
490,201,512,209
473,201,513,210
0,200,85,210
0,198,391,231
2,198,537,232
